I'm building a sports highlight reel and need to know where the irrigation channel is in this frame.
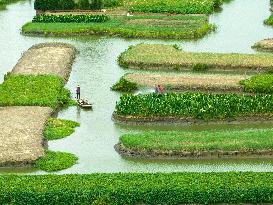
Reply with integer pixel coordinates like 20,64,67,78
0,0,273,174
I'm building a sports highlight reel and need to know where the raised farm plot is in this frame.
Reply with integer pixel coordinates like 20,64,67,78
116,72,248,92
114,92,273,123
22,15,214,39
119,44,273,72
116,129,273,158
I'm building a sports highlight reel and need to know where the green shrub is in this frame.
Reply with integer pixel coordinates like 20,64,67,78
111,77,138,92
0,173,272,204
34,0,75,11
240,74,273,94
78,0,91,9
32,14,110,23
91,0,103,9
35,150,78,172
264,14,273,25
0,75,71,109
115,92,273,120
59,0,75,10
44,118,80,140
104,0,122,8
192,63,209,71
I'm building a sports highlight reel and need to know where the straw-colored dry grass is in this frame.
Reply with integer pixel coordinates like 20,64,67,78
0,106,53,166
12,43,76,82
119,44,273,73
124,73,248,92
252,39,273,52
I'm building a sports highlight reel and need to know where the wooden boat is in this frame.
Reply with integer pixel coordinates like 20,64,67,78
77,99,92,109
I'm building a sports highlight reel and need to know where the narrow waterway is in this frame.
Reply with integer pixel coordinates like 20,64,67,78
0,0,273,174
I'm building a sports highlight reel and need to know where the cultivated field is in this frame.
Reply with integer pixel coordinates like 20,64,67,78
119,44,273,72
121,72,247,92
22,14,213,39
116,129,273,159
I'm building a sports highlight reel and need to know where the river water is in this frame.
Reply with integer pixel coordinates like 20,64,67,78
0,0,273,174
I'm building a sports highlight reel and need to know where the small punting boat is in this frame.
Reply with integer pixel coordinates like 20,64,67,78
77,99,92,109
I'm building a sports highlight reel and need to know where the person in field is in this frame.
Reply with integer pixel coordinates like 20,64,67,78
76,85,80,99
155,85,164,94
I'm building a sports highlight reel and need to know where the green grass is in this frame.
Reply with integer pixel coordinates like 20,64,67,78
118,44,273,72
115,92,273,120
0,172,272,204
126,0,222,14
119,129,273,152
22,15,214,39
43,118,80,140
0,75,72,109
35,150,78,172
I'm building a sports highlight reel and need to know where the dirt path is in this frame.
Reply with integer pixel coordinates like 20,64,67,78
0,106,53,166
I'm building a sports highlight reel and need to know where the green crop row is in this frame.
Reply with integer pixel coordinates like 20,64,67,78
43,118,80,140
127,0,222,14
119,128,273,152
0,75,72,109
0,172,272,204
33,14,110,23
115,92,273,120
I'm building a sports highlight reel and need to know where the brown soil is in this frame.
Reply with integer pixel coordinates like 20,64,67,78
125,73,246,92
115,143,273,159
12,42,76,82
112,112,273,125
0,106,53,166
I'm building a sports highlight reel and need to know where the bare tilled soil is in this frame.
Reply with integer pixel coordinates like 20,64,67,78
115,143,273,159
0,106,53,166
12,43,76,81
125,73,247,92
252,38,273,51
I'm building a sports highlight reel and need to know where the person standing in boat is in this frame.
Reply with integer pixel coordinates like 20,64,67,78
76,85,80,100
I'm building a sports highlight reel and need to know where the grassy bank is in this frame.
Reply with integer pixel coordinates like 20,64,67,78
118,44,273,72
22,15,214,39
35,150,78,172
0,75,72,109
117,129,273,158
0,172,272,204
113,72,247,93
44,118,80,140
114,93,273,121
